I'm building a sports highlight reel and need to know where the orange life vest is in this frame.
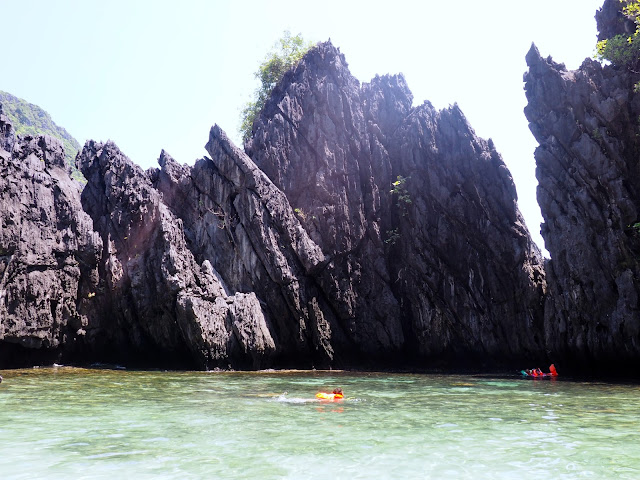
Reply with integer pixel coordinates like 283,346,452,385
316,392,344,400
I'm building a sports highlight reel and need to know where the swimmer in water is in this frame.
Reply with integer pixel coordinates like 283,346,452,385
316,388,344,400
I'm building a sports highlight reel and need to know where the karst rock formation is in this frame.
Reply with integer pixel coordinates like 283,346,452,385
0,107,102,366
1,1,638,375
524,0,640,375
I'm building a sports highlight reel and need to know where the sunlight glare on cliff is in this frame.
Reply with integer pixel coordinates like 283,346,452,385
1,0,604,252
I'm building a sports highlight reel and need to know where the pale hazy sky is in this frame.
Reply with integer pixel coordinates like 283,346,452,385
2,0,605,252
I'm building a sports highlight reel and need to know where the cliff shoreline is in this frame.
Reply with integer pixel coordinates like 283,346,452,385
2,1,639,377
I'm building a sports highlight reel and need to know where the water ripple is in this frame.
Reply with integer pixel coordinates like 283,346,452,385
0,368,638,479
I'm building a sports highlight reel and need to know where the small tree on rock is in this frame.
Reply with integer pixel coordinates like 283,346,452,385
239,31,313,143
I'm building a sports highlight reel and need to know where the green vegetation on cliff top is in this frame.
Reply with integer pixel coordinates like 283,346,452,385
0,90,83,181
239,31,313,143
596,0,640,70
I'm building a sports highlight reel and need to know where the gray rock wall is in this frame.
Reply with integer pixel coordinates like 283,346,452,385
79,140,277,369
153,127,345,368
0,42,552,371
246,42,547,367
525,42,640,374
0,110,101,367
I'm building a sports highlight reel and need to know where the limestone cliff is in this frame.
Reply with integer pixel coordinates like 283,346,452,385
152,128,342,368
246,42,546,366
78,140,276,369
1,42,546,371
0,107,101,367
524,0,640,374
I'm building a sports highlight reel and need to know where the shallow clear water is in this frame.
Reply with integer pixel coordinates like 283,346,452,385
0,368,639,479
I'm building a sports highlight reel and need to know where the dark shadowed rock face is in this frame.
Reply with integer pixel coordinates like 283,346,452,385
387,103,547,362
524,42,640,374
245,41,546,367
0,110,101,367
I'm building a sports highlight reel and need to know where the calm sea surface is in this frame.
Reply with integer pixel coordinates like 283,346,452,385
0,367,638,479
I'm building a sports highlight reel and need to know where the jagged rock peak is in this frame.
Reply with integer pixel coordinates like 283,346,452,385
524,27,640,375
244,38,546,368
525,43,568,74
0,105,69,173
274,40,357,96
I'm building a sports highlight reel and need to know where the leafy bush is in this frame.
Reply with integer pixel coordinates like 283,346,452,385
596,32,640,68
596,1,640,70
239,31,313,142
390,175,412,205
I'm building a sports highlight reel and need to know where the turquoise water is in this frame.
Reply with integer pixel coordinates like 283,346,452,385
0,368,639,479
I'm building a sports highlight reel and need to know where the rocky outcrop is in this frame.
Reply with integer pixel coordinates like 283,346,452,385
152,128,347,367
6,2,640,374
245,42,546,367
78,140,276,369
0,41,547,371
0,91,83,181
0,107,101,367
524,0,640,374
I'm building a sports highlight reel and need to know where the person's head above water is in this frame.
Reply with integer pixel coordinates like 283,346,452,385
332,388,343,395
